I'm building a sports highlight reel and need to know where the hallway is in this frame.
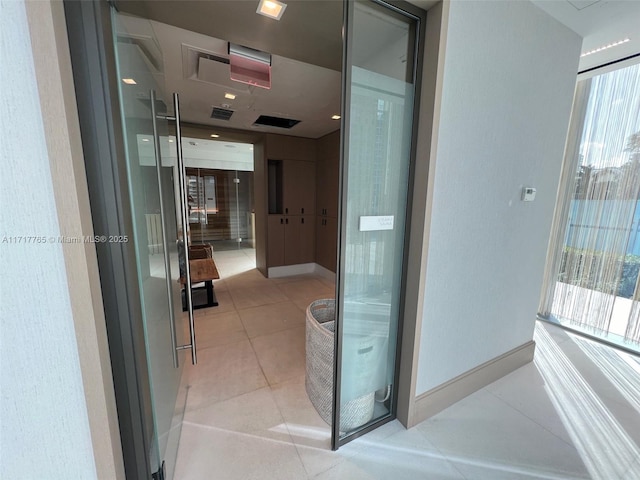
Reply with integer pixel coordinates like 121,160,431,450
173,248,640,480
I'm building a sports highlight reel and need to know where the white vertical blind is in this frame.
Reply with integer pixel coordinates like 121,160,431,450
543,61,640,346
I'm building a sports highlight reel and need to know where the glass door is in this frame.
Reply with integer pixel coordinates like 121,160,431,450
185,167,255,250
112,11,191,479
334,0,422,448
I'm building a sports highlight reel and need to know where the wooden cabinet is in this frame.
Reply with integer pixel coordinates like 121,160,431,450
316,131,340,218
283,160,315,216
268,214,315,267
268,159,315,216
315,131,340,272
315,216,337,272
266,155,316,270
267,215,286,267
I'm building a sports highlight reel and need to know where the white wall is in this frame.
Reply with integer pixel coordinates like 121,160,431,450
0,0,99,477
416,0,581,393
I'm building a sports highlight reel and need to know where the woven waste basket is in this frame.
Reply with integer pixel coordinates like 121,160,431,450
305,299,375,431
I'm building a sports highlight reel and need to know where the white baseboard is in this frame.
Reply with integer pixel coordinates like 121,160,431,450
267,263,336,280
409,340,536,427
314,264,336,282
268,263,316,278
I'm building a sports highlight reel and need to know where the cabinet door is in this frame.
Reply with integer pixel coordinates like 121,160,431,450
316,131,340,217
283,216,301,265
267,215,285,267
315,216,337,272
324,216,337,272
316,215,329,268
298,215,315,264
284,160,315,216
324,153,340,218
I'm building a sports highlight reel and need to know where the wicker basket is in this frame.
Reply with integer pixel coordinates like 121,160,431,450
305,299,375,431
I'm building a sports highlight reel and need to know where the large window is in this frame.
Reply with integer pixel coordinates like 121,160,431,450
540,61,640,351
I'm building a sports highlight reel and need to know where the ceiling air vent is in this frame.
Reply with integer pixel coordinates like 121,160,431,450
211,107,234,121
253,115,300,129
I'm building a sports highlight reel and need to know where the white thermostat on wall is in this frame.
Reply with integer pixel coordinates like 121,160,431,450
522,187,537,202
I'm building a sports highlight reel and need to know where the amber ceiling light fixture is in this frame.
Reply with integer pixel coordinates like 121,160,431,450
256,0,287,20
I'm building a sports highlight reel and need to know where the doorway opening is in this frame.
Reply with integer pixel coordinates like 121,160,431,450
68,0,425,477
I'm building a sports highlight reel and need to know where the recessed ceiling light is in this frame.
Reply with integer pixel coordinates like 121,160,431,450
256,0,287,20
122,78,137,85
211,134,220,138
142,138,150,142
224,93,236,100
581,38,630,57
332,115,341,120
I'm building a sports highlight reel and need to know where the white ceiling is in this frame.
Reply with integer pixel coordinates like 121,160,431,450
532,0,640,71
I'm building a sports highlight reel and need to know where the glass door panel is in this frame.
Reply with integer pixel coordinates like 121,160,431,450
335,0,420,446
112,11,187,479
184,168,255,250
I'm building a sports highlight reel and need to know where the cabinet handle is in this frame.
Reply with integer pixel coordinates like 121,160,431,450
280,218,283,224
286,218,289,224
285,207,288,214
301,208,304,214
301,218,304,224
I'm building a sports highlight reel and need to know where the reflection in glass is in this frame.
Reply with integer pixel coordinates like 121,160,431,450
186,168,255,250
112,10,187,479
338,1,417,438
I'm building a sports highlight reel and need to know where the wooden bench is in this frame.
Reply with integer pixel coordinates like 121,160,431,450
180,257,220,310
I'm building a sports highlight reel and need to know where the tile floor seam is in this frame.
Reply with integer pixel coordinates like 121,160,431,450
406,427,474,480
411,421,588,480
485,386,581,451
267,382,314,479
182,419,301,450
230,297,292,312
247,333,278,389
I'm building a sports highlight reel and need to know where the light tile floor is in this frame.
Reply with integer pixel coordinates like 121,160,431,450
174,248,640,480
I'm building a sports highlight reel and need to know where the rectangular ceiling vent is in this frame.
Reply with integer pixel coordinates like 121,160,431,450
211,107,234,121
253,115,300,129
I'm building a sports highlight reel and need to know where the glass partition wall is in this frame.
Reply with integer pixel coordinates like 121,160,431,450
186,168,255,249
334,0,422,447
539,61,640,353
112,11,189,479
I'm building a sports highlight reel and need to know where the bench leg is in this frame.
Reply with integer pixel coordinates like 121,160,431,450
205,280,218,307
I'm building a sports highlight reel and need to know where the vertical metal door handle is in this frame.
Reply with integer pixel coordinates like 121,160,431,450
151,89,179,369
174,92,197,365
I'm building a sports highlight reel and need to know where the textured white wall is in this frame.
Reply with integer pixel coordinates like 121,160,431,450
416,0,581,393
0,1,97,477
